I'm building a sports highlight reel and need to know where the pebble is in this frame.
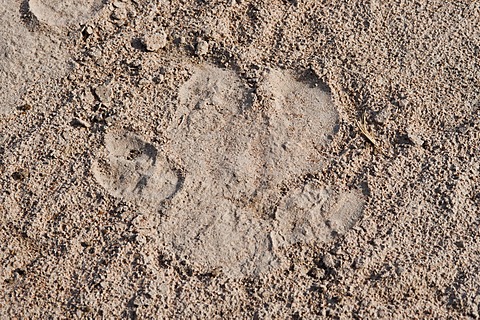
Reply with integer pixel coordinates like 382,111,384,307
153,74,165,84
104,116,114,126
93,114,103,123
322,253,336,269
18,103,32,111
457,125,468,134
88,48,102,59
94,85,112,103
406,127,424,146
142,31,167,51
85,26,94,35
112,6,127,20
112,1,125,8
395,265,405,276
353,256,365,269
196,39,209,56
71,117,90,128
397,99,408,108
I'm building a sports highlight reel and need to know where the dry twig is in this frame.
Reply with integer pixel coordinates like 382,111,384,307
356,112,380,149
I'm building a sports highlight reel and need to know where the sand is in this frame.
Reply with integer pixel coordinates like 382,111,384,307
1,0,479,318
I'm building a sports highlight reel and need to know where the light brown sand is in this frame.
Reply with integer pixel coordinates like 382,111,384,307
1,0,479,318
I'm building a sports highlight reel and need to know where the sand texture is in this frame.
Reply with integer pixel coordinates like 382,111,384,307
1,0,480,319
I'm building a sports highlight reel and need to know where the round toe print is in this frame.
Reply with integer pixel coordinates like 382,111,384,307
92,131,181,210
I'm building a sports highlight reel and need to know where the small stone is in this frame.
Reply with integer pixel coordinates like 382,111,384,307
196,39,209,56
406,127,424,146
397,99,408,108
96,58,106,66
138,78,150,86
395,265,405,276
94,85,112,103
93,114,103,123
71,117,90,128
85,26,94,35
142,31,167,51
322,253,336,269
104,116,114,126
457,125,468,134
153,74,165,84
112,6,127,20
353,256,365,269
88,48,102,59
112,1,125,8
454,241,465,248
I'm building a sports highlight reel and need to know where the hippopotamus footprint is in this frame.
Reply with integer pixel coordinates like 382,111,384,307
92,64,365,277
158,65,365,277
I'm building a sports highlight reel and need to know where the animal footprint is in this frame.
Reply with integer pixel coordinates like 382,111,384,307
92,131,180,210
0,0,66,114
27,0,103,26
158,64,364,277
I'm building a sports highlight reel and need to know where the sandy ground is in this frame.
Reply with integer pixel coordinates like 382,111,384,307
1,0,480,318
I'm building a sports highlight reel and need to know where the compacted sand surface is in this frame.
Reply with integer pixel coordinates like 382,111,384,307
1,0,479,318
